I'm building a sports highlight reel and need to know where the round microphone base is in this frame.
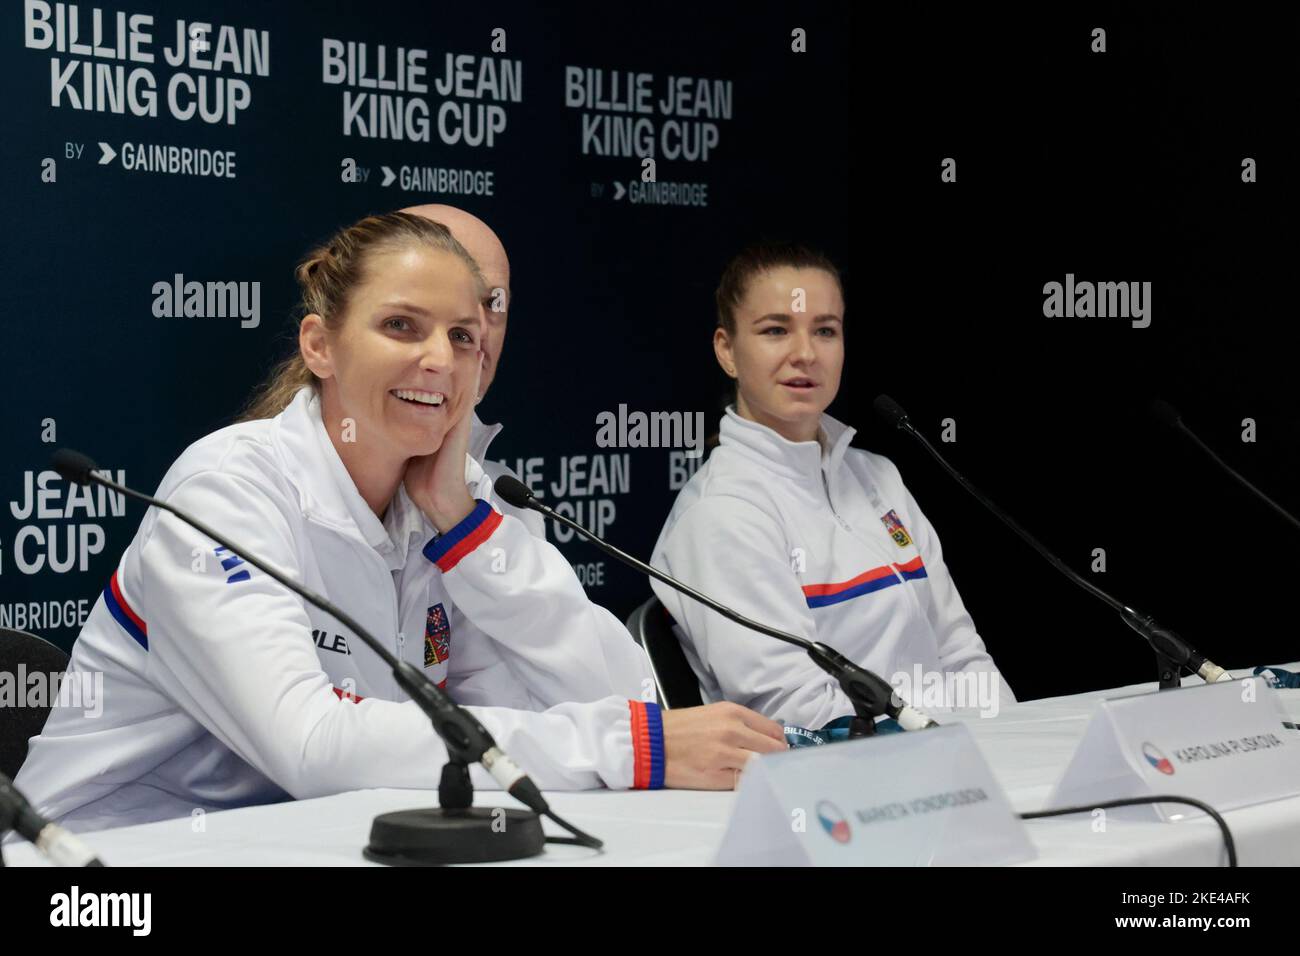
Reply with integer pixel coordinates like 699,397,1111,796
363,807,545,866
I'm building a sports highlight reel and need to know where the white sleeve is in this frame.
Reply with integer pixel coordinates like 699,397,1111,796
652,496,856,729
427,498,656,709
135,471,664,796
891,473,1018,707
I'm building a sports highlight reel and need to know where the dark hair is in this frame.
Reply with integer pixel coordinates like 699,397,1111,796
715,240,842,334
705,240,844,450
238,212,485,421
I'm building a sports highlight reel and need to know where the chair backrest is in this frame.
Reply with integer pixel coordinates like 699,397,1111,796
625,596,703,710
0,628,71,779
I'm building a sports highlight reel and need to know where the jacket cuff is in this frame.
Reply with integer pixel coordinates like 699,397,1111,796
422,499,503,572
628,700,665,789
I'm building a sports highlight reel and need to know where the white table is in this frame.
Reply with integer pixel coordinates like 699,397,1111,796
8,672,1300,866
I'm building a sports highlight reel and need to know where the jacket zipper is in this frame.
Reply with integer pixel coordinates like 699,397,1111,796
822,469,905,585
391,567,403,661
821,469,850,530
359,545,402,661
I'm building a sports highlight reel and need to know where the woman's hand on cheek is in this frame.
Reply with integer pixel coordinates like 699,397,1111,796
404,351,484,533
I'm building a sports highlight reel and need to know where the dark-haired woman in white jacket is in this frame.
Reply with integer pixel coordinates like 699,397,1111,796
652,242,1016,732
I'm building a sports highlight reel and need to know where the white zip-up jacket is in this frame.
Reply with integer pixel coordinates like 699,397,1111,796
651,407,1015,729
15,388,663,833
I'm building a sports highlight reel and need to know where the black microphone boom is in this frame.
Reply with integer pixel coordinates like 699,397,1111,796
51,449,602,863
1,773,105,867
1151,400,1300,535
492,475,937,732
872,395,1231,690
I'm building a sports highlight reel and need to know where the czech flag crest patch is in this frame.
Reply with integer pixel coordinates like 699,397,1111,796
424,603,451,667
880,509,913,548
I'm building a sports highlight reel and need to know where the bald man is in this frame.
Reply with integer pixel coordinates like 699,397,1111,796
401,204,545,539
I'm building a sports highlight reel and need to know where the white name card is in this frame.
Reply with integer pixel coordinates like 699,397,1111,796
1048,677,1300,821
714,723,1036,866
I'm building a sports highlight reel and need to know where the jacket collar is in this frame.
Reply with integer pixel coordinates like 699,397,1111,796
469,412,503,465
718,404,857,484
272,387,430,560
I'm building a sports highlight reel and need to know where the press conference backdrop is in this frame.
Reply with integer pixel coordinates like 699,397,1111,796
3,3,1297,703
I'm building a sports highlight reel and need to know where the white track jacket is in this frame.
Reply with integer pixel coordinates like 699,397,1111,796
651,407,1015,729
15,388,663,832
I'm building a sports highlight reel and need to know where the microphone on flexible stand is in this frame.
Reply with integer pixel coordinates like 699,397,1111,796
1150,400,1300,535
871,395,1231,691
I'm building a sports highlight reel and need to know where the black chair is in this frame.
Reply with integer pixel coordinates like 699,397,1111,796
0,628,70,779
625,596,703,709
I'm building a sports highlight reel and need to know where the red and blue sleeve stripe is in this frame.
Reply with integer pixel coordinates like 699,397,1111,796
103,569,149,650
421,499,503,572
629,700,665,789
802,556,927,608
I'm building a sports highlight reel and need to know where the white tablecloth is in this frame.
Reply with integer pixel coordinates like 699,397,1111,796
8,671,1300,866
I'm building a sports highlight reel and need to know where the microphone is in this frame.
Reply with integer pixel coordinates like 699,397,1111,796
1150,400,1300,535
872,395,1231,690
491,475,937,732
1,774,104,867
51,449,601,861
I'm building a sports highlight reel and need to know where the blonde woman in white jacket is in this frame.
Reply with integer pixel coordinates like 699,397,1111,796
15,214,785,832
651,242,1016,733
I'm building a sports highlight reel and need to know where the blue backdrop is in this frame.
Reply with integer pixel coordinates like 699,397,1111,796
1,0,852,651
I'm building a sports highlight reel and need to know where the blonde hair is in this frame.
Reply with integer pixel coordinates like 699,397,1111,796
238,211,486,422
